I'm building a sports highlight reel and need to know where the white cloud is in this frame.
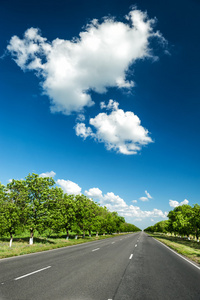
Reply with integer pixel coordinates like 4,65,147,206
181,199,189,205
132,200,138,203
75,100,153,155
85,188,127,208
7,9,164,115
100,99,119,111
85,187,103,198
74,123,94,140
57,179,82,195
145,190,152,199
76,114,86,122
169,199,189,208
139,196,149,202
85,187,167,221
138,190,152,202
39,171,56,178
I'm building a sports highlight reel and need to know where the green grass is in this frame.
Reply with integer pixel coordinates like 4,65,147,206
0,233,125,259
149,233,200,265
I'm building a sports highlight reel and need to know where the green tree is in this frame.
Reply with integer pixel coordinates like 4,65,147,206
168,205,193,238
0,183,22,246
0,183,8,237
111,212,125,233
7,179,29,232
49,190,76,239
73,195,96,238
191,204,200,241
25,173,55,244
102,211,117,234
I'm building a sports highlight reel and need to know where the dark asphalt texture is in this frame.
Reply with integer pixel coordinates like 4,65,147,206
0,232,200,300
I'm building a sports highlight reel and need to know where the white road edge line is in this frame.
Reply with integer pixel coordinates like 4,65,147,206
14,266,51,281
92,248,100,252
154,238,200,271
129,254,133,259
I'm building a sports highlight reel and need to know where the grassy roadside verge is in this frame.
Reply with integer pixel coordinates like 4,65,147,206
0,234,126,259
148,233,200,265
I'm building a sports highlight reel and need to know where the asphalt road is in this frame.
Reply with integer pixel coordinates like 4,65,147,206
0,232,200,300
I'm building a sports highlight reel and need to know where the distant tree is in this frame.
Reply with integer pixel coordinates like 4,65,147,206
112,212,125,233
103,211,117,234
85,200,101,237
144,225,154,233
49,190,76,239
144,220,168,234
73,195,97,238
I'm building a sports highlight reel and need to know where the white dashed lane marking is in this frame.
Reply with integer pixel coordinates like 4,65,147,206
14,266,51,281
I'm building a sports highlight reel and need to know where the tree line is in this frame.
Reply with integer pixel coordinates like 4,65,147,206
144,204,200,241
0,173,140,246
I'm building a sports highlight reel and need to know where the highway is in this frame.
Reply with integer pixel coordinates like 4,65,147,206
0,232,200,300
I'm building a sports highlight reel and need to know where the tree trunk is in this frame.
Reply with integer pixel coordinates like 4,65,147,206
9,233,13,247
83,231,85,238
196,233,199,242
29,228,34,245
66,229,69,240
96,232,98,237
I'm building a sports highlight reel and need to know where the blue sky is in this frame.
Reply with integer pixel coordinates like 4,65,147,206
0,0,199,229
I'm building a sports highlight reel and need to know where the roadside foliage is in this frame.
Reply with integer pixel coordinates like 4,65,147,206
0,174,140,245
144,204,200,241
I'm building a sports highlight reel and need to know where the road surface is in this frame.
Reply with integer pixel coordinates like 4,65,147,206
0,232,200,299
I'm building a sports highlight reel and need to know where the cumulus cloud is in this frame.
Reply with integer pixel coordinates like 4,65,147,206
57,179,82,195
85,187,103,198
39,171,56,178
139,196,149,202
74,123,94,140
169,199,189,208
7,9,164,115
85,187,167,220
75,100,152,154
